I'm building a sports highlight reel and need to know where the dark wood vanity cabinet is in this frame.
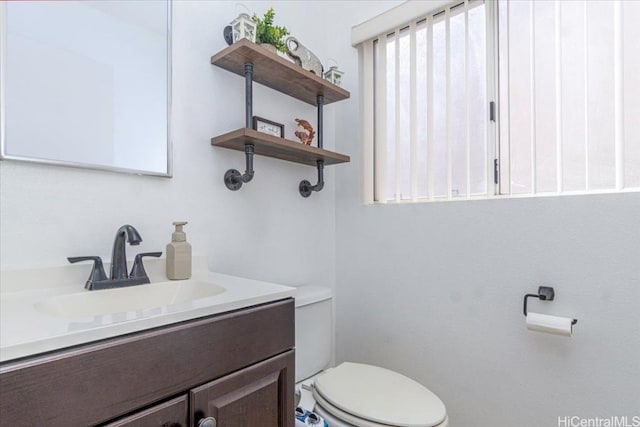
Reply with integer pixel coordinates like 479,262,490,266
0,299,295,427
102,396,189,427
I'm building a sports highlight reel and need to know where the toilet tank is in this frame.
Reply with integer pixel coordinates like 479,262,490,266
295,286,333,382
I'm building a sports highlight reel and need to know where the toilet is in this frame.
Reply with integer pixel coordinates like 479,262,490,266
295,286,449,427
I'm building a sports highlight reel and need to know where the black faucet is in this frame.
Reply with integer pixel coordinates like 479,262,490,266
68,225,161,290
110,225,142,280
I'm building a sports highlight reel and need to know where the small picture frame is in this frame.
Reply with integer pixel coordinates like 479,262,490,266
253,116,284,138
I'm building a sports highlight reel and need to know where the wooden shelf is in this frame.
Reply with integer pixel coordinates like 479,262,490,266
211,39,350,106
211,128,350,167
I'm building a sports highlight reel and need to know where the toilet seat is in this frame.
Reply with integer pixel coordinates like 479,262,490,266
312,363,447,427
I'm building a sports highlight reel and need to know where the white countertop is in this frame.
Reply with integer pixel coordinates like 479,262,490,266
0,259,296,363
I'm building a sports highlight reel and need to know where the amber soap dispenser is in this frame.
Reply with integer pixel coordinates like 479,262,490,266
166,221,192,280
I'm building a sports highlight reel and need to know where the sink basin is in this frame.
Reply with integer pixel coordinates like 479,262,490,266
33,280,226,318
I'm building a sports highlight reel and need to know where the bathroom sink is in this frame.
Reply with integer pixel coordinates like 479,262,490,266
33,280,226,318
1,261,295,362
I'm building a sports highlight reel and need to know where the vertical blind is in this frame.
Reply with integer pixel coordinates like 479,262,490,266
362,0,489,203
499,0,640,194
360,0,639,204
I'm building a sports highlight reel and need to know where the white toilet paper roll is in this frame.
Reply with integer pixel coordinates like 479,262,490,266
526,312,574,336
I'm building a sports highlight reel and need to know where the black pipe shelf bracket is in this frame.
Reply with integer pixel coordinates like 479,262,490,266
224,62,255,191
299,95,325,198
223,64,330,197
300,160,324,197
224,143,255,191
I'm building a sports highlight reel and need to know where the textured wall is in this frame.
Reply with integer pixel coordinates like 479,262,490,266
332,2,640,425
334,192,640,425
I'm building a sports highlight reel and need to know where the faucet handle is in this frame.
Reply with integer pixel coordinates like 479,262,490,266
68,256,108,290
130,252,162,281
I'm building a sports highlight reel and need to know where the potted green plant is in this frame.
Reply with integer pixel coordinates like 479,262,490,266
252,8,289,53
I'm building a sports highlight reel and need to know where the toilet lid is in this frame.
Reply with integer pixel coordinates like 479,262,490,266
314,363,447,427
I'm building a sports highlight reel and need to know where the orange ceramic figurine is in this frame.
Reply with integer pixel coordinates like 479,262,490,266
294,119,315,145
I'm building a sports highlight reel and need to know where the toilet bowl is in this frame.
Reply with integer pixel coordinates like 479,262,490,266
295,286,448,427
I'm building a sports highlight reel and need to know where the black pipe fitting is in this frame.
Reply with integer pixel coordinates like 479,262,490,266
224,144,255,191
299,160,324,197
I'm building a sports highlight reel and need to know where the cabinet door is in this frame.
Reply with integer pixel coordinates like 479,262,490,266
102,395,188,427
190,350,294,427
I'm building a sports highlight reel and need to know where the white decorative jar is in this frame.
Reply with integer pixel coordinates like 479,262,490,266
323,66,344,86
231,13,256,43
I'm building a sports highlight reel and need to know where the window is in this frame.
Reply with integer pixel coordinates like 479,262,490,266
356,0,640,203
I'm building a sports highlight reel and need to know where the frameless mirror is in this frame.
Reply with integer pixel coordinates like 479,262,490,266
0,0,172,177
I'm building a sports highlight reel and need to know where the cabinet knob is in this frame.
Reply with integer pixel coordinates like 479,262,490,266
197,417,216,427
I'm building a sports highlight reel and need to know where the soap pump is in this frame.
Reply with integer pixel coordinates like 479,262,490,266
166,221,192,280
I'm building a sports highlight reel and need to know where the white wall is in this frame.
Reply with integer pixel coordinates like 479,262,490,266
0,1,338,291
331,3,640,427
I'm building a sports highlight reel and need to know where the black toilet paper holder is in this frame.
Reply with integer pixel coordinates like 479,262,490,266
523,286,577,325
